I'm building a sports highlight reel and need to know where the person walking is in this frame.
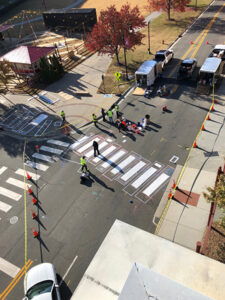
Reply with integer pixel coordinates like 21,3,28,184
93,140,100,157
92,113,97,127
101,108,106,122
60,110,65,123
114,104,119,118
108,109,113,124
80,156,89,172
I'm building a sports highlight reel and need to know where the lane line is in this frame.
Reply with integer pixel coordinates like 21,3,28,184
143,173,169,197
0,187,21,201
131,167,157,189
93,145,116,163
15,169,40,181
6,178,31,190
0,167,7,175
0,201,12,213
40,145,63,155
59,255,78,287
69,136,89,150
121,161,146,182
25,160,49,171
111,155,136,175
47,139,70,147
32,153,53,163
101,150,126,169
0,258,20,278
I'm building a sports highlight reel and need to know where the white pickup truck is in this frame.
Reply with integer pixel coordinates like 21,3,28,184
209,44,225,60
154,49,174,70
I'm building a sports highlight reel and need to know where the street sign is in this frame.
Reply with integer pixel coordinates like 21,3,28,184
115,72,121,82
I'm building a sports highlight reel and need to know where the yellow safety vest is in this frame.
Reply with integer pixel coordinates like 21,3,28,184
115,105,118,111
93,114,97,122
60,111,65,117
80,157,86,166
108,110,112,117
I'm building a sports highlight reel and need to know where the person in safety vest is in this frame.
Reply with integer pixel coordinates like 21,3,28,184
92,113,97,127
108,109,113,123
80,156,89,172
114,105,119,118
60,110,65,123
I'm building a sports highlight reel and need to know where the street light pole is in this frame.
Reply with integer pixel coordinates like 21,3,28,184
123,45,128,81
148,20,151,54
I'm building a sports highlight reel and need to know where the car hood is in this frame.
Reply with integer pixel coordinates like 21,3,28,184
32,293,52,300
26,263,56,292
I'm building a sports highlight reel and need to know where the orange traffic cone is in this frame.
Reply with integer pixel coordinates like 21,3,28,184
32,227,38,238
193,141,198,148
28,188,33,195
211,105,215,111
190,40,194,44
206,41,209,45
27,172,32,180
214,99,217,104
172,180,176,189
201,124,205,131
31,208,37,219
206,114,210,120
168,189,172,200
32,198,37,205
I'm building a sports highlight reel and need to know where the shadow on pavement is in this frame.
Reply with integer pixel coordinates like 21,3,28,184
57,274,72,300
88,171,115,192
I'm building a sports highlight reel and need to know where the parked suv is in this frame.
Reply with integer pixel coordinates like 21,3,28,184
177,58,197,79
154,49,174,70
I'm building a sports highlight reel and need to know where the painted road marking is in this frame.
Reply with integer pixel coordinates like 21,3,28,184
0,166,7,175
155,163,162,168
0,201,12,212
111,155,136,175
101,150,126,169
143,173,169,196
15,169,40,181
47,139,70,147
93,145,116,164
132,167,157,189
121,161,146,182
40,145,63,155
0,258,20,278
25,160,49,171
77,138,100,153
6,178,31,190
0,187,21,201
85,141,108,158
69,136,89,150
32,153,53,163
30,114,48,126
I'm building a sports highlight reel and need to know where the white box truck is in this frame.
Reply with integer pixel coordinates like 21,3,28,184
135,60,160,87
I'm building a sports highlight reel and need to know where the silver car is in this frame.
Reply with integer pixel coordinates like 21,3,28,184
23,263,61,300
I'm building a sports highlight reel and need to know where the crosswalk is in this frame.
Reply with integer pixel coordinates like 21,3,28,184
0,134,174,216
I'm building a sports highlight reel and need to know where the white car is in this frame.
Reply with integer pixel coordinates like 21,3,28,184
154,49,174,70
23,263,61,300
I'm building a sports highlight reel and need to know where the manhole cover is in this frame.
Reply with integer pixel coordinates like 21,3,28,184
10,216,18,224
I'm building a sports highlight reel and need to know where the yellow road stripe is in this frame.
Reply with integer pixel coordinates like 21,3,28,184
1,260,33,300
23,139,28,292
0,259,32,299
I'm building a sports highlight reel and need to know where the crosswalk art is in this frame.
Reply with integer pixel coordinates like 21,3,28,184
0,134,174,217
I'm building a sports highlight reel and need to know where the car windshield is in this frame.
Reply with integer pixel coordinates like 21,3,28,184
181,62,193,69
155,54,165,61
26,280,53,299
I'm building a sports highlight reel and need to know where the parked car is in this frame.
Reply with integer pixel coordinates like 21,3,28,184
23,263,61,300
208,45,225,60
154,49,174,70
177,58,197,79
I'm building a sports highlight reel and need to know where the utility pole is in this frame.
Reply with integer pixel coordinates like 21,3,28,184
148,20,151,54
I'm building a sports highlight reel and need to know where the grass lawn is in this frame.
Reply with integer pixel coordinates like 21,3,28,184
97,0,213,94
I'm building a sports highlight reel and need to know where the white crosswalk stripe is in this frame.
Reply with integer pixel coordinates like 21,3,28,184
6,178,31,190
47,139,70,147
77,138,100,153
0,201,12,212
32,153,53,163
0,166,7,175
25,160,49,171
111,155,136,175
40,145,63,155
131,167,157,189
15,169,40,181
70,136,89,150
93,146,116,164
0,187,21,201
121,161,146,182
0,257,20,278
143,173,169,196
101,150,126,169
85,141,108,158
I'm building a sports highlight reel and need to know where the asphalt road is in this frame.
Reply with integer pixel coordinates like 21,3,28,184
0,1,225,299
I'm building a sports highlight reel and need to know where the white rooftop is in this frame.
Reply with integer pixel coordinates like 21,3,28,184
135,60,157,74
71,220,225,300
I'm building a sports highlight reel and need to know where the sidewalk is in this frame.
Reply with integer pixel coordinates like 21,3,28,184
155,80,225,250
